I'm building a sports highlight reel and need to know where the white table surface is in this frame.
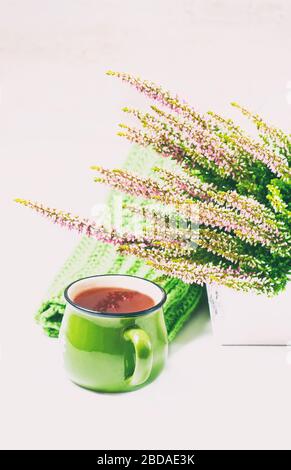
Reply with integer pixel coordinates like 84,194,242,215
1,0,291,450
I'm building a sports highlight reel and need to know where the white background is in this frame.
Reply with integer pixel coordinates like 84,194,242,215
1,0,291,450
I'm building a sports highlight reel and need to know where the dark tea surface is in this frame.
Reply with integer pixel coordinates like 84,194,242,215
73,287,155,314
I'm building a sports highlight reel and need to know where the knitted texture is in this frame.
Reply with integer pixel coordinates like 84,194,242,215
36,146,203,341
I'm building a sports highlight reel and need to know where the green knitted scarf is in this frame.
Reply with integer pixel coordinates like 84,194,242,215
36,146,203,341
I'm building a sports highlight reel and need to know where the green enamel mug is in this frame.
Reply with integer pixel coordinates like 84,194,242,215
60,274,168,392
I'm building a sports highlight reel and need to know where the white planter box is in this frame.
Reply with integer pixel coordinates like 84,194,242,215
207,283,291,345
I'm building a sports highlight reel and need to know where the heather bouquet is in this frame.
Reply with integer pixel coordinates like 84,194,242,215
16,72,291,296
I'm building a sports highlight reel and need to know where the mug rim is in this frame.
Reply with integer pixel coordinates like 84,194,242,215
64,274,167,318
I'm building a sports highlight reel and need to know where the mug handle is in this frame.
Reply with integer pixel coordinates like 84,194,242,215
123,328,153,387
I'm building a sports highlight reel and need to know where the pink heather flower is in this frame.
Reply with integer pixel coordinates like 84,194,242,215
14,73,291,296
91,166,190,205
210,107,290,180
232,102,291,150
91,166,288,253
140,254,272,294
125,203,265,270
149,106,243,178
122,107,236,178
107,70,208,127
14,198,278,294
156,168,280,235
117,125,189,168
17,198,190,243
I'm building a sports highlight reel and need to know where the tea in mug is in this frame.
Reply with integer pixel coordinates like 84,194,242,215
73,287,155,314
